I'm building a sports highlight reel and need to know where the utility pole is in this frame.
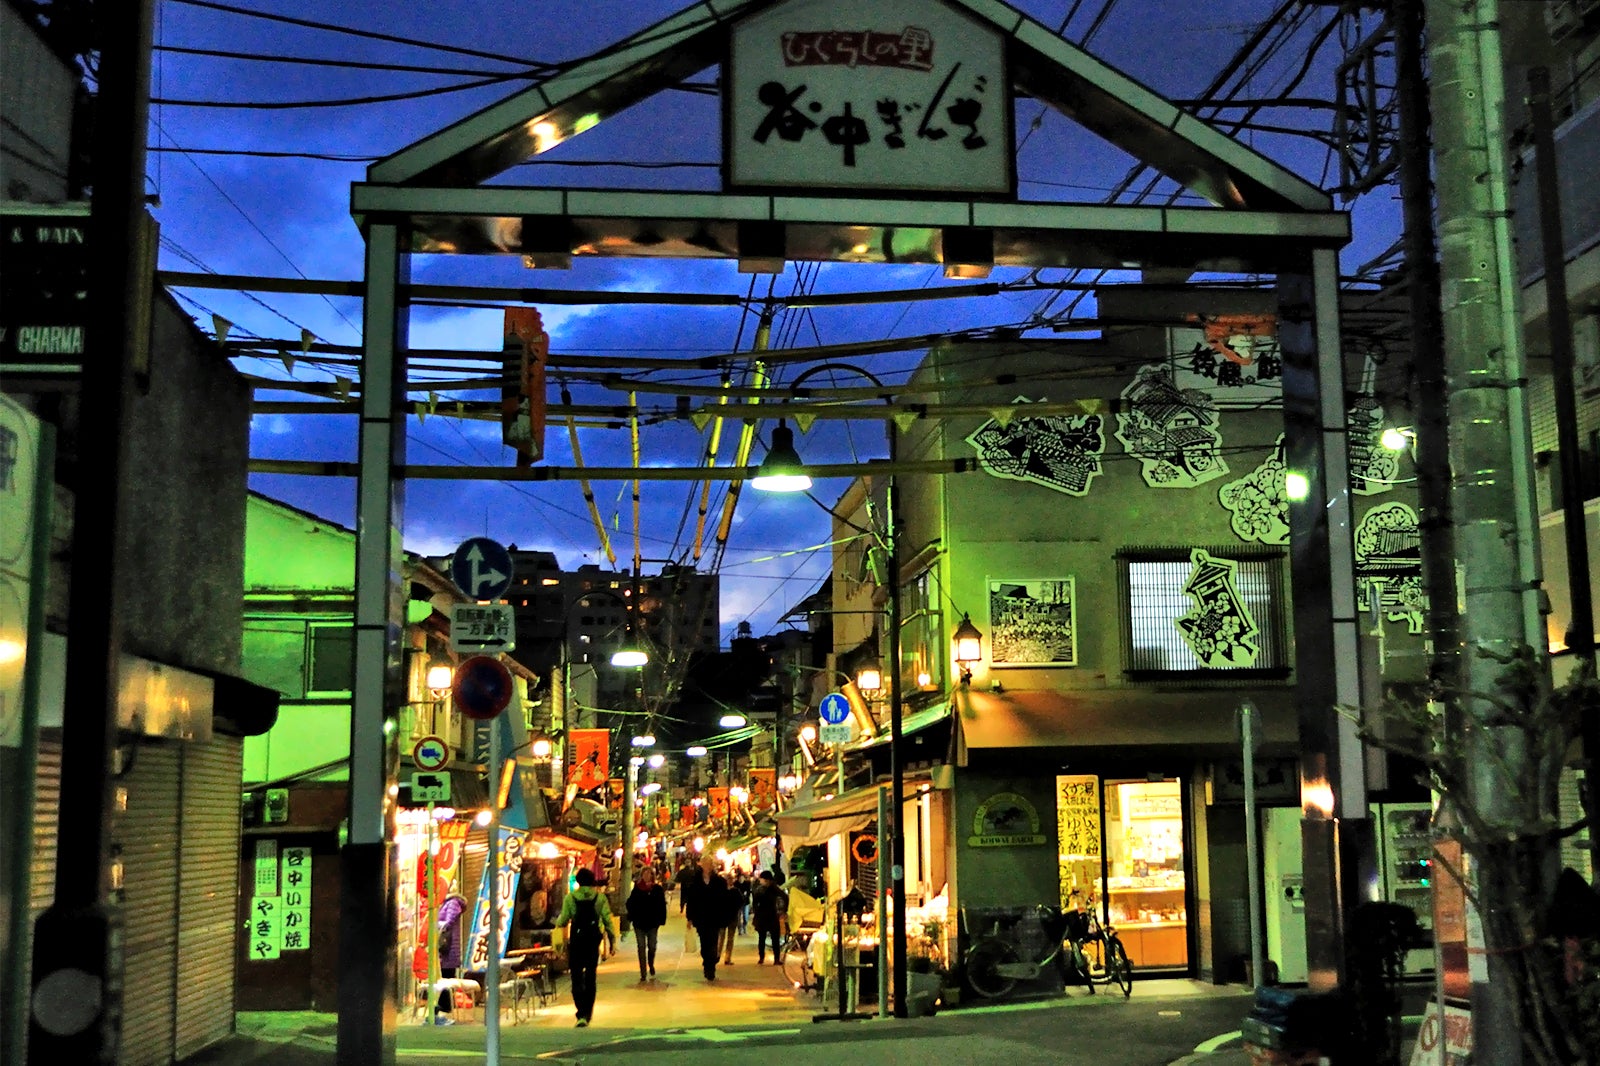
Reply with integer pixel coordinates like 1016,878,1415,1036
1424,3,1551,1062
27,1,154,1061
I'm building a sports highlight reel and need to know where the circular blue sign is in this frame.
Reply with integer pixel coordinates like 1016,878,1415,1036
450,537,514,602
453,655,513,720
819,692,850,725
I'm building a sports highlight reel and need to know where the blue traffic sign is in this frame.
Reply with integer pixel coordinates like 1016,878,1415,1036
453,655,514,721
819,692,850,725
450,537,513,602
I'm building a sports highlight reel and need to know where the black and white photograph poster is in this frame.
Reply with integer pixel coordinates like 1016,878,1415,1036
988,577,1078,667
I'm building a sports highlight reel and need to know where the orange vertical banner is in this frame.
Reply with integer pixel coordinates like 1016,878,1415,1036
568,728,609,801
749,769,776,811
502,308,549,466
607,778,625,811
707,787,730,821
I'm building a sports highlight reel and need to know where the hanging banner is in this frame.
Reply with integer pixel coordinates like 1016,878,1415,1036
467,827,526,971
248,896,282,961
749,769,777,812
607,777,625,811
501,308,548,466
655,804,673,829
568,728,610,802
707,787,730,821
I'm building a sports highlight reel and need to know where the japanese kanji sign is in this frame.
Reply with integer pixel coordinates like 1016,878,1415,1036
279,846,313,951
727,0,1012,194
449,602,515,653
568,728,609,802
467,828,525,971
250,896,281,961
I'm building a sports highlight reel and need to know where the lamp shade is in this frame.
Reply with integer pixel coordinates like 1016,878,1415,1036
855,662,882,693
750,421,812,492
426,665,454,693
610,646,648,668
954,613,983,664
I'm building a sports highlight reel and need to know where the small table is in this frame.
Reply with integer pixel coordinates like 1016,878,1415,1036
504,947,560,1014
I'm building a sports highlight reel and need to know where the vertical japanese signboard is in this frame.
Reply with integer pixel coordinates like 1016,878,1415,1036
280,845,312,951
467,828,525,971
501,308,548,466
727,0,1012,195
248,841,313,960
1056,774,1102,908
749,768,777,811
568,728,609,802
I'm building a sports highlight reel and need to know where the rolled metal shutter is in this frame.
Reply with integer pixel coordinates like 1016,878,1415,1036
22,739,63,1017
116,742,182,1066
173,737,243,1059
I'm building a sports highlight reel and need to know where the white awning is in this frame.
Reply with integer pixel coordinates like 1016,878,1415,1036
776,780,929,850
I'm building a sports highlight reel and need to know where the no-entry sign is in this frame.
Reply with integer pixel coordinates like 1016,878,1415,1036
453,656,514,721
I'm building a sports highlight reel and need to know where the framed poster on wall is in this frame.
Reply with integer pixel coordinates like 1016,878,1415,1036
987,577,1077,667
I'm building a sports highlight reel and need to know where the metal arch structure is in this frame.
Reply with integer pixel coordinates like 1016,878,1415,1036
342,0,1363,1060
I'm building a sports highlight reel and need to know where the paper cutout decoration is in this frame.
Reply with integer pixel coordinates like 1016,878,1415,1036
988,578,1078,666
1354,502,1424,634
1348,350,1398,495
1218,436,1290,545
1116,365,1229,488
966,398,1106,496
1175,549,1260,667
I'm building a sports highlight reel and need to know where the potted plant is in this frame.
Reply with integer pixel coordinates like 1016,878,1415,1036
905,953,944,1016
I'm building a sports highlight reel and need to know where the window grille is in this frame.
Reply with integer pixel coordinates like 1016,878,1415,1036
1118,546,1289,677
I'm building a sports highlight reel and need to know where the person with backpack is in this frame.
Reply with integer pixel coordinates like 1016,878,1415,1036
554,867,617,1027
750,870,787,965
626,866,669,981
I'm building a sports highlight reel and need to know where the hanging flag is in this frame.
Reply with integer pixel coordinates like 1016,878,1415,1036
568,728,609,802
212,314,232,345
607,778,625,811
749,769,777,811
707,787,730,821
502,308,549,467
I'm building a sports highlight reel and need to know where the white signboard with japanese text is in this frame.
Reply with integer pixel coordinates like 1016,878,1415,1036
280,845,312,951
449,602,515,654
727,0,1012,194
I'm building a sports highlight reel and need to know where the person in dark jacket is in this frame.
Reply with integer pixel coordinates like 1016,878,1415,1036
682,855,733,980
433,891,468,1025
626,866,668,981
750,870,787,964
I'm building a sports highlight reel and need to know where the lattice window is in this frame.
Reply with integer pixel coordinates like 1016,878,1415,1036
1117,546,1289,677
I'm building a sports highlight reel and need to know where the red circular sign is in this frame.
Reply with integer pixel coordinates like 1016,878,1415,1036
453,655,513,720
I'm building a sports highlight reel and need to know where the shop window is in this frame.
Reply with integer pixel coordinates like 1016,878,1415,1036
1117,546,1289,677
1103,779,1187,969
307,623,354,694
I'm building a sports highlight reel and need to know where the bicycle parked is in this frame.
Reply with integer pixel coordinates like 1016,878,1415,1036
961,905,1075,1000
779,885,828,994
1063,896,1134,998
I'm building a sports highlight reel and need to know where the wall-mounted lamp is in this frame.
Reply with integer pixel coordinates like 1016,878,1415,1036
954,613,984,685
855,661,882,694
530,737,554,759
426,665,454,695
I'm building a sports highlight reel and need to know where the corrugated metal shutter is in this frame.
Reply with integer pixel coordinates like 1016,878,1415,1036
116,743,181,1066
23,739,63,1015
173,737,242,1059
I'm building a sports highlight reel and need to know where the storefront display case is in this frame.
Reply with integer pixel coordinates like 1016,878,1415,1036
1104,780,1188,970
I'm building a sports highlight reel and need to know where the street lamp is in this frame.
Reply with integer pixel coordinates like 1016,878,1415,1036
752,360,910,1017
953,614,984,685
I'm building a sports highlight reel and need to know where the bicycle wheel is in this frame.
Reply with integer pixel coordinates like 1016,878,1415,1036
1106,936,1133,998
964,938,1020,999
782,934,812,989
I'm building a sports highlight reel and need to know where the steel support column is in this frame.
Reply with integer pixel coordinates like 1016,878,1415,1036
1279,248,1373,991
340,221,409,1066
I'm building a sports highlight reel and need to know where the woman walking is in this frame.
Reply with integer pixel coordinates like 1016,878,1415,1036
626,867,668,981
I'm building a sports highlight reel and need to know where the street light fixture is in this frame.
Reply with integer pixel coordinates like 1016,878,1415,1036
752,360,910,1017
718,713,748,728
685,745,708,757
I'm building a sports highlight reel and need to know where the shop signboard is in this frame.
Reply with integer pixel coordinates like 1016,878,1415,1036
2,205,91,365
1408,1000,1471,1066
280,846,312,951
248,897,282,960
707,787,730,821
968,790,1047,847
466,827,526,972
568,728,609,802
726,0,1012,195
749,768,776,811
501,308,549,466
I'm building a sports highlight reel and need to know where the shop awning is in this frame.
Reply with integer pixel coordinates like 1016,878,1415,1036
850,702,950,750
777,780,930,850
955,689,1297,754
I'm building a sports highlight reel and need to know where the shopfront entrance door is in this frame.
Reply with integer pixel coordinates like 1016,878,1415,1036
1055,774,1190,972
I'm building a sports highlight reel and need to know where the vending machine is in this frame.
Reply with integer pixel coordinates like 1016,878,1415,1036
1373,801,1435,974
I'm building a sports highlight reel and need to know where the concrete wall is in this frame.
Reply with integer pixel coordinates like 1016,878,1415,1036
0,3,76,201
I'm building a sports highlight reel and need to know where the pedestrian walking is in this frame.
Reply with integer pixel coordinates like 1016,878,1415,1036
554,867,616,1027
751,870,787,964
733,869,753,934
719,869,740,965
682,854,733,980
675,857,697,915
626,866,668,981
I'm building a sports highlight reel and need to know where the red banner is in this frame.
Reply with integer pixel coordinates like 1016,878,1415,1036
749,769,776,811
568,729,609,800
501,308,549,466
655,805,672,829
707,787,730,821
